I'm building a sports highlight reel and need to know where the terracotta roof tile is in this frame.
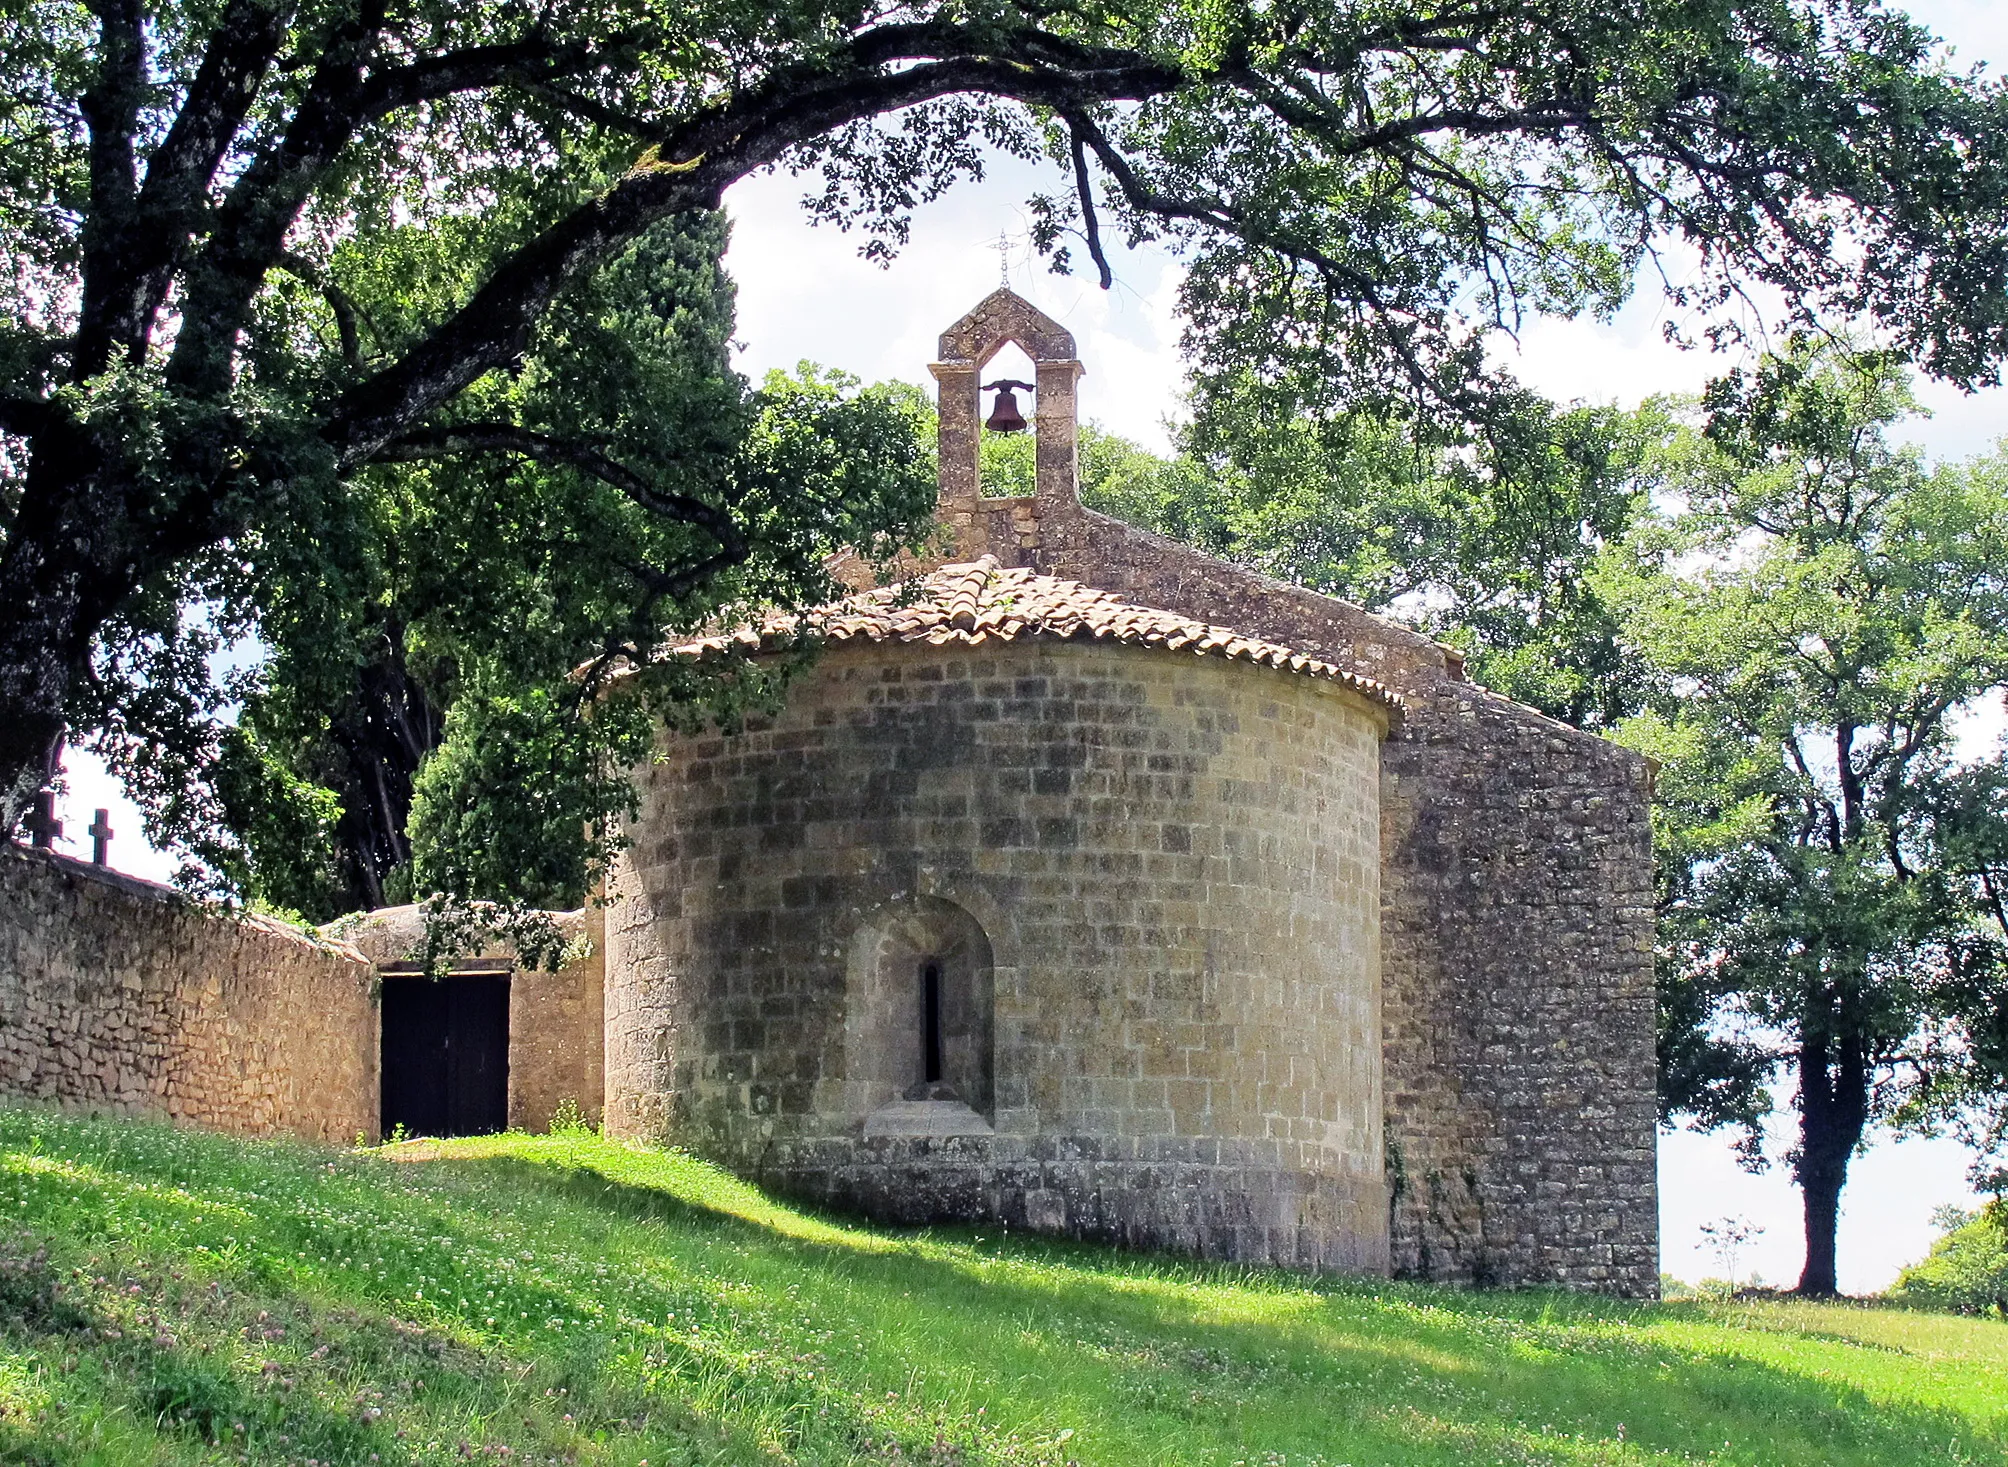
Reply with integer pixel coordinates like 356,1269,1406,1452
666,557,1401,710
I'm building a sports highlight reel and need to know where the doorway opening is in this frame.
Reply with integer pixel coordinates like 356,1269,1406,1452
379,966,510,1137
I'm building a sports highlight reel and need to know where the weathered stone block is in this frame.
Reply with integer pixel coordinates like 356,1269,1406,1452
0,847,376,1143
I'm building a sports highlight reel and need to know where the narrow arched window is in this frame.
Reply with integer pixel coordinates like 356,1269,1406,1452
920,958,944,1085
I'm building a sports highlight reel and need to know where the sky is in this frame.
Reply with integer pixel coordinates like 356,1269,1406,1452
46,0,2008,1295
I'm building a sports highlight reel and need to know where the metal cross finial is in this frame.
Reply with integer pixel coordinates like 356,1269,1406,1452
25,789,60,850
995,229,1010,288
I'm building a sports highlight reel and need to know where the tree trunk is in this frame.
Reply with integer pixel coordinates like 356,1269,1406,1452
326,633,442,912
1795,1139,1849,1297
1793,1029,1870,1297
0,529,79,829
0,400,272,837
0,614,73,833
0,435,118,832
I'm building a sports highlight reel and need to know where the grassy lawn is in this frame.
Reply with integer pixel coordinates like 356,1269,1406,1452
0,1109,2002,1466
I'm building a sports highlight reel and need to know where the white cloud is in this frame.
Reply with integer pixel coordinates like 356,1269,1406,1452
1910,0,2008,66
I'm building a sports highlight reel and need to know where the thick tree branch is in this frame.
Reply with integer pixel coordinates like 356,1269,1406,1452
1069,126,1113,290
276,252,367,365
121,0,291,353
1228,57,1594,160
625,546,748,609
356,33,644,118
1061,107,1448,394
327,43,1182,464
1980,871,2008,943
163,22,655,399
145,0,291,214
73,0,147,376
165,0,394,395
0,393,53,439
522,81,668,140
370,423,744,552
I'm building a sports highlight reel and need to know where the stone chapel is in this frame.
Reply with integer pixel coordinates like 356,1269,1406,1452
597,290,1661,1295
0,288,1657,1294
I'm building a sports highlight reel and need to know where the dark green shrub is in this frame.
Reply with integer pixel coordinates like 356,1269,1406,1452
1890,1203,2008,1316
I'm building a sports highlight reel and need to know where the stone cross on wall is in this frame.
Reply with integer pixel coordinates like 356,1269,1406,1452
88,808,113,866
927,289,1084,549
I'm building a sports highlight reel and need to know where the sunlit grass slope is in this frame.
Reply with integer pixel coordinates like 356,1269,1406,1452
0,1109,2003,1467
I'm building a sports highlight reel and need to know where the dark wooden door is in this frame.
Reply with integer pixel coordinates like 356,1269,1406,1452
380,974,510,1137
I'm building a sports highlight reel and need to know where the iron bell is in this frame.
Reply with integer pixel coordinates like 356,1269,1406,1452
983,378,1034,434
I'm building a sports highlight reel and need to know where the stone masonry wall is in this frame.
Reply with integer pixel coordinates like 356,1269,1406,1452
0,845,378,1144
510,911,604,1133
328,905,606,1132
934,501,1659,1295
606,637,1391,1270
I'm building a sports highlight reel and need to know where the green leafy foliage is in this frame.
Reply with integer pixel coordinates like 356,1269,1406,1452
9,0,2008,849
1892,1203,2008,1318
83,212,935,921
1178,385,1672,729
990,392,1664,730
1605,342,2008,1294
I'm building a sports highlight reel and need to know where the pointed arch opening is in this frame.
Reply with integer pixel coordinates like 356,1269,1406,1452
929,288,1084,518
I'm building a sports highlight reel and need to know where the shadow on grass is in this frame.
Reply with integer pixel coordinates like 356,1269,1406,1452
6,1111,2001,1467
0,1243,398,1466
441,1149,2006,1467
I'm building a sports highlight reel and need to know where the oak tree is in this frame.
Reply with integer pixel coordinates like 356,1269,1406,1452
97,207,934,918
1098,386,1669,729
1614,345,2008,1296
7,0,2008,843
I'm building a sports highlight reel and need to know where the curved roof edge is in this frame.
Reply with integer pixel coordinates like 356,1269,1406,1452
662,556,1403,713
